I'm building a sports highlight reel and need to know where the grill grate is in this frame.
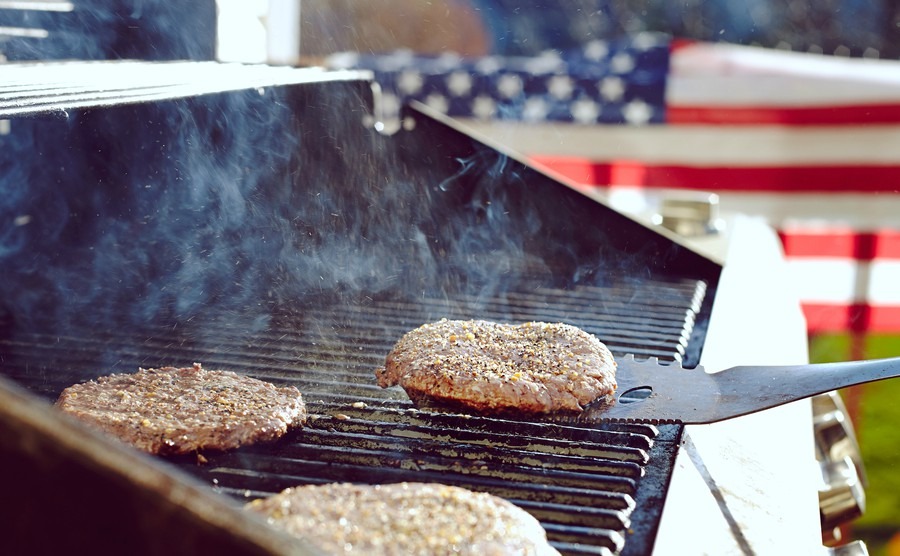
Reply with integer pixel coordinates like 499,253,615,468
0,276,702,555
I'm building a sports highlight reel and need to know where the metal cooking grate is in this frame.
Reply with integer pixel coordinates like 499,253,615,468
0,275,703,555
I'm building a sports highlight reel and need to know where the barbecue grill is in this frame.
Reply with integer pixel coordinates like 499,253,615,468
0,61,825,554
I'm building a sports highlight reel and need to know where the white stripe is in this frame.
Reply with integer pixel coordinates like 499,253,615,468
670,42,900,107
783,259,900,305
455,120,900,165
667,75,900,107
783,258,866,304
597,187,900,239
869,261,900,304
713,192,900,231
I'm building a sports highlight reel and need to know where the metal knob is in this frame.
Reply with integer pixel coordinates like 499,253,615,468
827,540,869,556
813,392,867,545
651,192,724,237
813,392,867,487
819,455,866,531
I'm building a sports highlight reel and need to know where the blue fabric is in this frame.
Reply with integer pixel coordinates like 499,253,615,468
331,33,671,125
465,0,892,58
467,0,621,56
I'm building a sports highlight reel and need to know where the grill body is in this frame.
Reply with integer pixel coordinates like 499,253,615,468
0,64,721,555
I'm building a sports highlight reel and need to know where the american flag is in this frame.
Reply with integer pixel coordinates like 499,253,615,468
326,33,670,126
327,34,900,334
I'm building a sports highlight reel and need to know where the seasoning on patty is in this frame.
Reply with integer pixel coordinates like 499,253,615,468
55,363,306,455
376,319,617,415
246,482,560,556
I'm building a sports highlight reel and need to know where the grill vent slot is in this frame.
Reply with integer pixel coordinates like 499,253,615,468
2,276,701,555
202,406,657,556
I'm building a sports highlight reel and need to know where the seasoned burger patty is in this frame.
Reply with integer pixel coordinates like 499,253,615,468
376,319,617,415
55,363,306,455
246,482,560,556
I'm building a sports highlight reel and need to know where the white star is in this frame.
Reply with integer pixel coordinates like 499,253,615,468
496,73,523,99
471,95,496,119
536,49,563,64
397,69,424,94
524,50,564,74
571,98,600,124
623,99,653,124
522,97,549,122
610,52,635,74
376,49,415,71
435,51,463,69
548,75,574,100
446,71,472,97
631,32,665,50
425,93,449,114
598,77,625,102
325,52,359,69
583,40,609,61
378,92,402,121
474,56,504,74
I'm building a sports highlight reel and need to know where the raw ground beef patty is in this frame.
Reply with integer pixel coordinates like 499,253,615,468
245,482,560,556
376,319,617,415
55,362,307,455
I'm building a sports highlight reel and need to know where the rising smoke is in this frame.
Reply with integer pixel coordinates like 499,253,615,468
0,68,714,375
0,76,543,348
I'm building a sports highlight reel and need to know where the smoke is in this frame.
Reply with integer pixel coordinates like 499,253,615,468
0,67,714,375
1,1,216,62
0,76,529,348
1,86,285,338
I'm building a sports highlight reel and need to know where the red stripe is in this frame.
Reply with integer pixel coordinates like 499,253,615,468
877,231,900,258
803,303,900,333
669,38,698,52
779,229,900,259
779,229,859,258
528,156,900,193
668,104,900,126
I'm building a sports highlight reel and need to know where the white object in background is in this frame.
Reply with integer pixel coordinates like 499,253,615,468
655,215,823,555
216,0,268,64
266,0,301,65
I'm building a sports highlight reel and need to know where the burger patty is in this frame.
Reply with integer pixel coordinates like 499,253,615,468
376,319,617,415
55,363,306,455
245,482,560,556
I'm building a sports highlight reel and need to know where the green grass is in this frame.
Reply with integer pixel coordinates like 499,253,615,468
809,334,900,554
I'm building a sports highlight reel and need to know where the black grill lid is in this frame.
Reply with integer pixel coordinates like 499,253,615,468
0,62,720,555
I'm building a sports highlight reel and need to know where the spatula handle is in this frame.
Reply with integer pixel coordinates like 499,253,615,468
722,356,900,407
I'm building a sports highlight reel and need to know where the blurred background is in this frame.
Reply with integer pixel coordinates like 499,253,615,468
252,3,900,553
3,0,899,553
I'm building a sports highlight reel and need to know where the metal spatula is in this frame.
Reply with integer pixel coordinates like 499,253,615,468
580,354,900,425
